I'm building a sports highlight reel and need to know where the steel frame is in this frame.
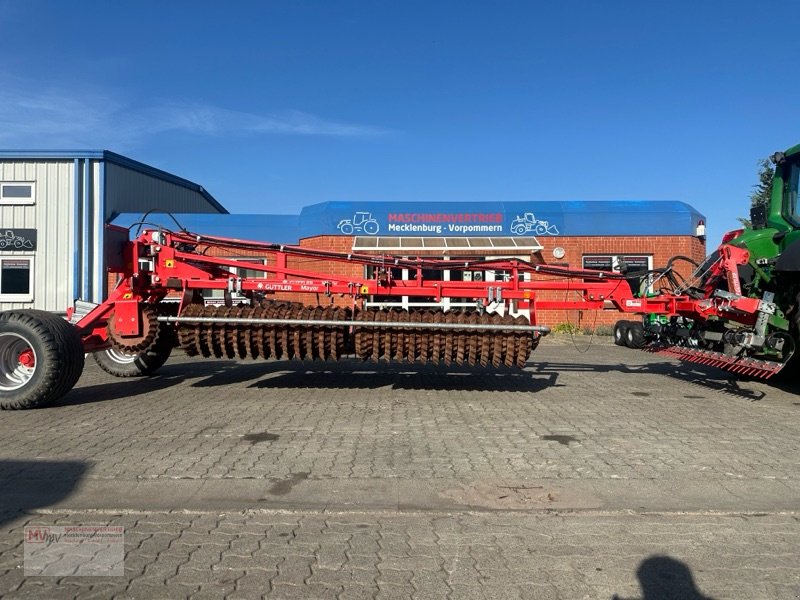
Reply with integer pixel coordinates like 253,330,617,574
69,228,764,354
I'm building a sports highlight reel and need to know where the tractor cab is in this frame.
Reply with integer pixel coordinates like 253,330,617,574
352,212,372,225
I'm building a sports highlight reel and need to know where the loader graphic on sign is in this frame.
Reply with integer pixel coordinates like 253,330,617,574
337,212,380,235
510,213,559,236
0,230,34,249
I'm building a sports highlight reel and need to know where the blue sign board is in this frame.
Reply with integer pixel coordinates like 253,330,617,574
294,201,704,239
113,200,705,244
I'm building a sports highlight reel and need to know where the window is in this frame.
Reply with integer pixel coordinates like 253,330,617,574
203,257,268,303
364,255,532,310
0,182,35,205
582,254,653,296
234,258,269,280
0,257,34,301
786,162,800,226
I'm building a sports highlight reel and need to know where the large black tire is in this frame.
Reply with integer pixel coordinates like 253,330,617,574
0,310,85,410
613,320,631,346
93,342,172,377
625,321,646,349
771,291,800,384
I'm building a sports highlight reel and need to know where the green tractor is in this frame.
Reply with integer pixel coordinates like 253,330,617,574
725,144,800,302
615,142,800,378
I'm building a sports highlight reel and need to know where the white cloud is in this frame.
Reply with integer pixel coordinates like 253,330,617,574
0,77,388,148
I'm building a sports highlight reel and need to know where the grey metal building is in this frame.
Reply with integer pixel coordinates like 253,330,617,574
0,151,226,313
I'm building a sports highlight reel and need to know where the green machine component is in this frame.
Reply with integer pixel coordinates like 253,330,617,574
724,144,800,333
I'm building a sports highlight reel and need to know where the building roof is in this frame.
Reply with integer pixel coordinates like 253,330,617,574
112,199,706,245
0,149,227,214
113,212,299,243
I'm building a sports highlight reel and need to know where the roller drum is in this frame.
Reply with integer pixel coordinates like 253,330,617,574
175,303,537,368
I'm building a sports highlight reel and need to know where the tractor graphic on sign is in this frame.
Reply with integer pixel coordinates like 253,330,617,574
337,212,380,235
510,213,559,236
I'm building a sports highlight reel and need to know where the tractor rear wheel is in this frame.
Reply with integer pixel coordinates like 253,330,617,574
0,310,85,409
613,320,630,346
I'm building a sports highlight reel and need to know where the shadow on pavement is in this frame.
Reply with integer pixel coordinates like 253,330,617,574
0,460,87,528
82,353,771,398
55,371,187,407
182,359,559,392
613,554,715,600
255,369,558,392
532,361,766,401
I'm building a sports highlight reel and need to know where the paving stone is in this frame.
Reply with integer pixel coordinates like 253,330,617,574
1,349,799,598
235,570,274,595
272,558,313,587
269,582,340,599
375,582,416,600
340,583,379,600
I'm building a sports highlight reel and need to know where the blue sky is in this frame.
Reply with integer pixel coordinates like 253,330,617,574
1,0,798,245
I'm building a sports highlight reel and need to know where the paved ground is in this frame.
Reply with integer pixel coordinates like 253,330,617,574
1,336,799,599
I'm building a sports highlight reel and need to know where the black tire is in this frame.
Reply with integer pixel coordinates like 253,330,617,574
0,310,85,410
613,320,631,346
772,291,800,383
625,321,646,349
93,342,172,377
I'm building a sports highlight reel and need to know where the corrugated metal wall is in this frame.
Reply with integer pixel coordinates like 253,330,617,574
1,155,223,314
0,161,74,312
104,163,218,219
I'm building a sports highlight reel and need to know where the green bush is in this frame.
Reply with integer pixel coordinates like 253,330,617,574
552,322,582,334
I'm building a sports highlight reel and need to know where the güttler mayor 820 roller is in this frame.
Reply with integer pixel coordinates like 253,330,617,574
0,220,792,409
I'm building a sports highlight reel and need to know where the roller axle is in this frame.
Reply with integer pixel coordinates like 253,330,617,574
159,315,551,333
